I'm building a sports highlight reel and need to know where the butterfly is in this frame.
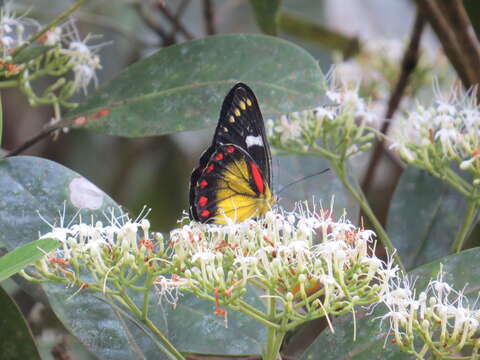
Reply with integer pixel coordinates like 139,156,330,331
189,83,274,224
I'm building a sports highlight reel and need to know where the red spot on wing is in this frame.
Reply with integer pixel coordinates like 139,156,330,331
198,196,208,207
215,153,224,161
250,162,265,194
226,146,235,153
199,180,208,189
206,164,215,173
74,116,87,126
93,108,111,119
200,209,210,218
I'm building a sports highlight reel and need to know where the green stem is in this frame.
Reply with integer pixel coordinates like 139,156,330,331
117,286,184,360
264,294,284,360
143,318,185,360
0,93,2,148
450,199,479,253
235,302,281,329
0,80,18,88
237,299,270,320
333,161,406,272
443,167,472,197
12,0,87,58
142,270,154,320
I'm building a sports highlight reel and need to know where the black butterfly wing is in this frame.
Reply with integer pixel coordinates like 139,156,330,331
213,83,272,186
189,83,272,221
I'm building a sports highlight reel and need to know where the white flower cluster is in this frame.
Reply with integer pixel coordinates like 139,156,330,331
30,211,168,293
59,21,103,94
0,4,37,57
0,5,103,94
381,271,480,358
391,89,480,189
170,206,395,325
333,38,450,116
267,68,376,158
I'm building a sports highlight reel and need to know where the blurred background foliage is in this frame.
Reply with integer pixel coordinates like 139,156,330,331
2,0,480,359
3,0,436,234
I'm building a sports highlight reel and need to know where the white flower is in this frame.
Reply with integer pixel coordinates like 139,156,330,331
381,269,480,358
314,107,335,120
0,3,38,56
274,115,302,143
33,208,167,283
60,21,105,94
41,26,62,46
391,87,480,183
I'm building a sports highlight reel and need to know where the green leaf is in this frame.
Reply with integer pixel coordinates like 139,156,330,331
300,247,480,359
0,238,59,281
277,11,360,58
0,156,266,358
0,156,121,250
276,155,359,220
0,285,41,360
249,0,281,35
387,168,467,270
64,34,326,137
13,45,52,64
166,287,266,354
45,283,266,358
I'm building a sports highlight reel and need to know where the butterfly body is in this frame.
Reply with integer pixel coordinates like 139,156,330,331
189,83,274,224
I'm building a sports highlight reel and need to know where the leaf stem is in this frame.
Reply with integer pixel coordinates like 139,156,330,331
451,199,479,253
332,161,406,272
2,124,59,158
143,318,185,360
0,93,2,148
0,80,18,88
12,0,87,58
116,285,184,360
142,270,154,320
263,293,284,360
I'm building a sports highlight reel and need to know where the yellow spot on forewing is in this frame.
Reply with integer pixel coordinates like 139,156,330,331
234,108,241,117
239,101,246,110
228,116,235,123
246,99,252,106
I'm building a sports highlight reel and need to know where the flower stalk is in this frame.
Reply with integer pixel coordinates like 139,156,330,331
11,0,87,58
267,68,404,272
451,199,479,253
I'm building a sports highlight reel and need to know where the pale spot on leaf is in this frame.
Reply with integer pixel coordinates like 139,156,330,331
69,177,103,210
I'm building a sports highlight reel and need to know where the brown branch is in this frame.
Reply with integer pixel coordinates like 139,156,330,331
437,0,480,85
361,11,426,194
135,2,171,44
203,0,216,35
415,0,473,88
157,3,194,40
166,0,191,41
3,125,59,158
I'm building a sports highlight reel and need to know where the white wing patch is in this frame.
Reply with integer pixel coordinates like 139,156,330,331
245,135,263,148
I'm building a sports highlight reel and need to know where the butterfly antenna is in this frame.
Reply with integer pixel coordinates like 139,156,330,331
277,168,330,195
